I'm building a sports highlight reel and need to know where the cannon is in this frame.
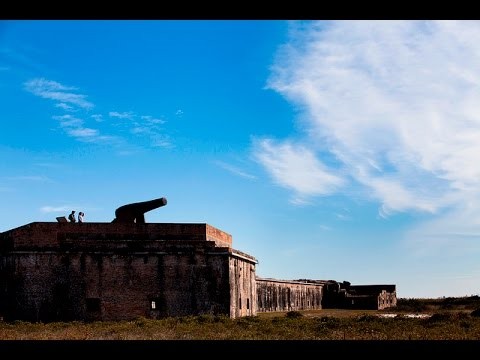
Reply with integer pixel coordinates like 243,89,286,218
111,197,167,223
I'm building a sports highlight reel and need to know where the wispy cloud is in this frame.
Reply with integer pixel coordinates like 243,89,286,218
256,20,480,253
24,77,172,150
52,114,120,144
214,160,257,180
53,114,83,128
34,162,62,169
175,109,184,116
253,138,345,204
66,127,99,139
335,213,350,221
149,135,172,148
0,47,45,73
109,111,134,119
258,20,480,217
141,115,166,124
24,78,93,109
91,114,103,122
120,113,171,148
404,199,480,256
5,175,51,182
40,205,73,213
55,103,75,111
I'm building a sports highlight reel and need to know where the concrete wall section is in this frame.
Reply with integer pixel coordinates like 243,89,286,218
229,252,257,318
256,278,323,313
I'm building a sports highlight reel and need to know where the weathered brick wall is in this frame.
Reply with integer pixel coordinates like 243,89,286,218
0,222,232,250
206,224,232,249
345,285,397,310
256,278,323,312
377,290,397,309
0,253,87,321
0,248,236,322
0,221,398,319
0,222,255,322
229,253,257,318
343,295,379,309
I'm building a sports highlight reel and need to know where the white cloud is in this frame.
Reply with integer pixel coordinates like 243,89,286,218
40,205,72,213
24,78,93,109
141,115,166,124
53,114,83,128
175,109,183,116
319,224,331,231
5,175,51,182
55,103,74,111
91,114,103,122
51,114,120,144
150,135,172,148
34,163,62,169
24,78,171,151
128,116,170,148
404,198,480,257
214,160,257,180
260,20,480,217
131,127,147,134
253,138,345,204
24,78,118,145
66,128,99,141
335,213,350,221
109,111,134,119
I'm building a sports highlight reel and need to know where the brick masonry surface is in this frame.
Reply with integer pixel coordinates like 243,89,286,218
0,222,255,322
0,222,396,322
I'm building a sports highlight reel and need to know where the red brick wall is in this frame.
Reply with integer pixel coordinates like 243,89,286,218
0,222,233,249
0,248,236,322
0,222,257,322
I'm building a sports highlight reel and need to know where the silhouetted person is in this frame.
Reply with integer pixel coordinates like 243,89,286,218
78,211,84,223
68,210,76,223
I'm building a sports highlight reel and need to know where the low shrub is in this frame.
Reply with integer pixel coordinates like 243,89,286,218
285,311,303,318
426,312,452,323
358,314,378,322
471,308,480,317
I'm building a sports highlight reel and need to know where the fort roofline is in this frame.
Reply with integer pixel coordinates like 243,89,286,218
0,221,237,251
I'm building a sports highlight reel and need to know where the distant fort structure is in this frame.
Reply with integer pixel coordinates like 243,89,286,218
0,197,396,322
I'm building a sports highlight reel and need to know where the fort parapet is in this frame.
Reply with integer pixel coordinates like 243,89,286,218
0,222,233,250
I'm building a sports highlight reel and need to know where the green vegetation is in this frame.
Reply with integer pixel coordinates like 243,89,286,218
395,295,480,312
1,297,480,340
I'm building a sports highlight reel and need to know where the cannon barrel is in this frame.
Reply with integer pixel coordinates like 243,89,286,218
112,197,167,223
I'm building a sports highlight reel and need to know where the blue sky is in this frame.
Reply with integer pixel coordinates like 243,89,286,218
1,20,480,299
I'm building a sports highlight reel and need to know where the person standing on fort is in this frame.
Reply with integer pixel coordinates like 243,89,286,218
68,210,76,223
78,212,84,223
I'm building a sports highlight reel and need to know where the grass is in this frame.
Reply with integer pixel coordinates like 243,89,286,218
1,297,480,340
2,306,480,340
